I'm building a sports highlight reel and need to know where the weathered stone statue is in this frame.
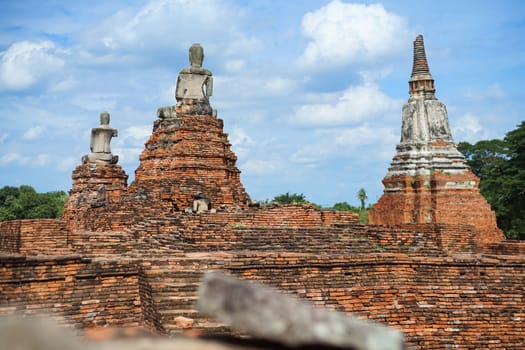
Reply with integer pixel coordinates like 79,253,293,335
192,192,211,213
83,112,118,164
175,43,213,115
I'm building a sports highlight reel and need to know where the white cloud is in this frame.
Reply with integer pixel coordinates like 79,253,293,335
462,83,507,100
110,125,151,164
0,133,8,144
57,156,78,171
113,124,150,145
22,126,45,140
215,74,299,100
452,113,488,143
290,80,401,126
290,144,333,165
0,152,49,166
0,40,65,91
291,125,398,165
333,125,398,148
70,94,119,111
112,147,143,165
49,76,78,92
34,154,49,166
299,1,410,69
120,125,151,143
85,0,260,60
224,59,247,73
0,153,22,165
240,159,279,176
263,77,297,95
230,126,254,158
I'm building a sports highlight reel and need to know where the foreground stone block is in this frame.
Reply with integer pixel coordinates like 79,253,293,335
197,271,405,350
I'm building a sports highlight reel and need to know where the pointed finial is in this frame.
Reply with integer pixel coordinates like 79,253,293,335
409,35,435,95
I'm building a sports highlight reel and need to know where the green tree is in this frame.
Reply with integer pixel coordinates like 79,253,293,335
0,185,67,221
457,140,508,179
357,188,368,210
332,201,360,213
272,192,308,205
459,121,525,239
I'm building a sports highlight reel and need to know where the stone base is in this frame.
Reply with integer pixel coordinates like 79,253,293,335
63,163,128,231
369,170,504,245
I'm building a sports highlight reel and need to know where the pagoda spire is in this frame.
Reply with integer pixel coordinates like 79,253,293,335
409,35,435,95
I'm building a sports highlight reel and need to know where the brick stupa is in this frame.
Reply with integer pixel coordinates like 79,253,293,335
369,35,503,244
128,43,250,211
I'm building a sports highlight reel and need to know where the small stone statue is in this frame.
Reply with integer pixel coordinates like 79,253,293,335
175,44,214,115
192,192,211,213
83,112,119,164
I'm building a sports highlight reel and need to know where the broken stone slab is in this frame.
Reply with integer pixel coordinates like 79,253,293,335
197,271,405,350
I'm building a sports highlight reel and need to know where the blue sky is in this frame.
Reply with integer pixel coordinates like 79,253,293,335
0,0,524,207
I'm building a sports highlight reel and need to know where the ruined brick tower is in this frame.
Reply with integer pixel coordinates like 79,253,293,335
369,35,503,244
128,43,250,211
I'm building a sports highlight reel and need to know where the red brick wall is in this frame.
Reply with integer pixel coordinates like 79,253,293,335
0,220,21,253
1,248,524,348
222,253,525,349
0,219,69,255
0,255,142,329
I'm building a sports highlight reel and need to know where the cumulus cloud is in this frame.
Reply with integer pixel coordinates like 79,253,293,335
70,94,119,111
290,80,401,126
230,127,254,158
120,125,151,143
332,124,398,148
85,0,260,60
0,40,65,91
57,156,78,171
215,74,299,101
0,152,49,166
49,76,78,92
299,1,410,69
290,124,398,165
22,126,45,140
462,83,507,100
112,125,151,164
452,112,489,143
112,147,143,165
240,159,279,176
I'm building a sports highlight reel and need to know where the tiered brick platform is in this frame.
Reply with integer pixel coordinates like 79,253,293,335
129,115,250,211
1,223,525,349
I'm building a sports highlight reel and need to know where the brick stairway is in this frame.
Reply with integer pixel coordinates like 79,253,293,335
141,258,233,336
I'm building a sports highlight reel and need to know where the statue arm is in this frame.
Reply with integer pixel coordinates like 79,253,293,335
206,76,213,97
90,129,95,152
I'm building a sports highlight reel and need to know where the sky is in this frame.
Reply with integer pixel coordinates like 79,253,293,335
0,0,524,207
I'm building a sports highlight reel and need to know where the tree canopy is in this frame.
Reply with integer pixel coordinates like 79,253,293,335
271,192,308,205
0,185,67,221
458,121,525,239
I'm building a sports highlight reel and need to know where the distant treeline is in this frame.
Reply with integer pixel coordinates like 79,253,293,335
0,185,67,221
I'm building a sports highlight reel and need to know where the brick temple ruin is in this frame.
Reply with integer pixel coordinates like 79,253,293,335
1,37,524,349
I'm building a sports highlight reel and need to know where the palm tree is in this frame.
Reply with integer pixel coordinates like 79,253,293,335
357,188,368,211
